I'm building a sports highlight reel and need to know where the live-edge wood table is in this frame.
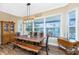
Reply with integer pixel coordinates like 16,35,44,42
12,35,45,54
15,35,44,43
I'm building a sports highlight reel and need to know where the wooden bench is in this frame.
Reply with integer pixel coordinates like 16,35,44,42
58,38,75,54
73,41,79,54
12,41,42,54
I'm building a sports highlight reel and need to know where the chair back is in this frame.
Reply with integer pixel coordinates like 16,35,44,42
16,32,20,36
40,32,44,37
34,32,38,37
46,35,49,46
29,32,32,37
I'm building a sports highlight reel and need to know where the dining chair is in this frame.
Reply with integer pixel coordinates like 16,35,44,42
45,35,49,55
40,35,49,55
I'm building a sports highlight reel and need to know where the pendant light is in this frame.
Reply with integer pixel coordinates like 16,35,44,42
27,3,31,21
23,3,31,35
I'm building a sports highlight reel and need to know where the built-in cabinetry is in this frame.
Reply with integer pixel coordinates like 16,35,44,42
0,21,15,45
9,22,15,42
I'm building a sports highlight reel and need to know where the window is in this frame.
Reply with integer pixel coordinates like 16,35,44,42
17,20,23,35
34,18,44,33
68,10,76,40
45,15,60,37
26,20,33,32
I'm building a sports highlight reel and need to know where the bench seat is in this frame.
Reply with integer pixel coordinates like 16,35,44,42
58,38,75,54
12,41,42,53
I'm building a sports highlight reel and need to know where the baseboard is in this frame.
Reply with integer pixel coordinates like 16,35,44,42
48,43,58,46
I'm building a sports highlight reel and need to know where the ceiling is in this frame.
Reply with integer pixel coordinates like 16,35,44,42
0,3,68,17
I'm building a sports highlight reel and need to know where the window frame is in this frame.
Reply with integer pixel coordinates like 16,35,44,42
45,15,61,38
67,8,77,41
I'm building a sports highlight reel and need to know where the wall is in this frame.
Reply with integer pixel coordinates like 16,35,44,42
0,11,19,32
0,11,18,21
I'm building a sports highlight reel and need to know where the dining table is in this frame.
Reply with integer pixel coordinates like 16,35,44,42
14,35,45,43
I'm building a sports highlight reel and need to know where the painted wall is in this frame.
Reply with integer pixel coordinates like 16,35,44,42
0,11,19,32
0,11,18,21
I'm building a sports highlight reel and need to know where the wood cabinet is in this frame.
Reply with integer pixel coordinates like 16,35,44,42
0,21,15,45
10,22,16,42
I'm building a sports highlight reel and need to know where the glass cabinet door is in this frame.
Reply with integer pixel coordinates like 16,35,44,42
4,22,9,32
10,22,14,32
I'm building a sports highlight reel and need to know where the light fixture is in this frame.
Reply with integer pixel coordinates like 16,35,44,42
26,3,33,37
26,3,31,32
27,3,31,20
23,3,31,35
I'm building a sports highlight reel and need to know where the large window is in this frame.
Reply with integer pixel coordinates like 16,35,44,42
26,20,33,32
68,10,76,40
34,18,44,33
17,20,23,35
46,15,60,37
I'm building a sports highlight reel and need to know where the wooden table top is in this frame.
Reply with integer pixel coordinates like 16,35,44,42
14,35,45,43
